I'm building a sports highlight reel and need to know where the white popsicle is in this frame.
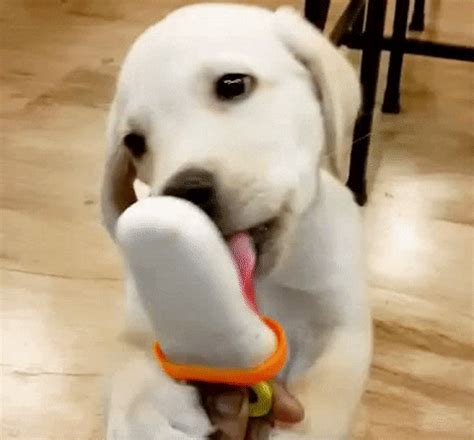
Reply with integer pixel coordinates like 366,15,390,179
116,196,277,369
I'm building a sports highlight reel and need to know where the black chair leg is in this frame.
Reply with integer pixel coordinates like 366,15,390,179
347,0,388,206
409,0,426,31
305,0,331,30
352,1,366,36
382,0,410,114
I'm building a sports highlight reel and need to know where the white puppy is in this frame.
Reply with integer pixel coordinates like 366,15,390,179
101,4,371,439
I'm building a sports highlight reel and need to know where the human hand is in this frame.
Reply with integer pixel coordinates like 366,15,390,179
198,381,304,440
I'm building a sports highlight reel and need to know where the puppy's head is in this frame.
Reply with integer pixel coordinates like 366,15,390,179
101,4,360,276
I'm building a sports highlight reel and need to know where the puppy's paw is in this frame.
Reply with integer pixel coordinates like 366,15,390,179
269,430,314,440
106,355,212,439
157,377,212,437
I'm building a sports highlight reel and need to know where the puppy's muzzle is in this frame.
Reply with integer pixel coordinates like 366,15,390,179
163,167,218,220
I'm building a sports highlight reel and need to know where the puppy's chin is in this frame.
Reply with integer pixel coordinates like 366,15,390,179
254,204,295,278
255,183,320,278
255,241,282,277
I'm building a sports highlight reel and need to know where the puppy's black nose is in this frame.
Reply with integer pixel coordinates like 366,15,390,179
162,168,217,218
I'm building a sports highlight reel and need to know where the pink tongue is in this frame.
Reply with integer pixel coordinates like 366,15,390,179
227,232,259,314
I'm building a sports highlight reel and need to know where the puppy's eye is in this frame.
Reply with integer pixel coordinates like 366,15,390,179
215,73,255,101
123,132,147,158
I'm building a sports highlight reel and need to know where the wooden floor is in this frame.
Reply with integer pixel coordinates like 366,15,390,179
1,1,472,439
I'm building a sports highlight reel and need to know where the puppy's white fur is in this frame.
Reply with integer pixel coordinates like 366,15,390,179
102,4,371,439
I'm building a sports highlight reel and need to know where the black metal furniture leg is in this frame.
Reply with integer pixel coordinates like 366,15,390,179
409,0,426,31
305,0,331,30
352,1,366,36
382,0,410,114
347,0,388,205
330,0,366,44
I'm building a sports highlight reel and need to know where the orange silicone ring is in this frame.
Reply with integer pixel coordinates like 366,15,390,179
153,317,287,386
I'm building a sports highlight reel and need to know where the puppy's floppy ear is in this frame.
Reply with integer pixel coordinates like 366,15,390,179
273,7,361,182
100,99,137,238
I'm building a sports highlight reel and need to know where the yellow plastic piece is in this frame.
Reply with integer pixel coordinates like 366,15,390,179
249,381,273,418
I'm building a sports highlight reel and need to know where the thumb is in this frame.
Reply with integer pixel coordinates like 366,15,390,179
270,382,304,424
201,385,250,440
